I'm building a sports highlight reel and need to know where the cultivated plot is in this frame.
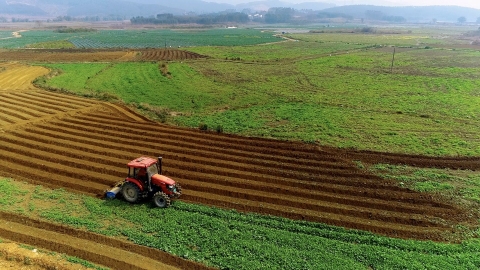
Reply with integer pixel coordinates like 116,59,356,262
0,65,475,242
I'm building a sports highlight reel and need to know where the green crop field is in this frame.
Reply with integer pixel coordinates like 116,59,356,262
0,31,13,39
2,177,480,270
39,28,480,156
0,30,78,48
0,28,281,49
68,29,282,48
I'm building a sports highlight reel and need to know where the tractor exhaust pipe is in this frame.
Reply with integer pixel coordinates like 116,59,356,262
158,156,163,175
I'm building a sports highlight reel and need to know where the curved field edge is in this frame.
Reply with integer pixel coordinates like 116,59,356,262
2,178,480,270
0,240,107,270
36,44,480,156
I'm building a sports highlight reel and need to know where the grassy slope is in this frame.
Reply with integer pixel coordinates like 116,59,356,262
2,177,480,270
42,33,480,155
367,164,480,202
45,62,234,113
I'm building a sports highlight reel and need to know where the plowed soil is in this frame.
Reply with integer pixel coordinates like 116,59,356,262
139,49,207,61
0,62,479,268
0,48,206,62
0,63,49,90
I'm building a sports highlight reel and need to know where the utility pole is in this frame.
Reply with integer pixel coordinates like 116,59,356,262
390,47,396,73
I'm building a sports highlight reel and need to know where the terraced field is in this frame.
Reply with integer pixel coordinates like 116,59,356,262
1,62,479,269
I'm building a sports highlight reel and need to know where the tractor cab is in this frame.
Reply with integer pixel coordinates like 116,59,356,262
127,157,158,188
119,156,182,208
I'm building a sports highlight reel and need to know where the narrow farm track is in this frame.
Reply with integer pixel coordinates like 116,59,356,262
0,86,476,243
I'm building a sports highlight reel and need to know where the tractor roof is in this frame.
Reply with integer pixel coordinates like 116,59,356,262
127,157,157,168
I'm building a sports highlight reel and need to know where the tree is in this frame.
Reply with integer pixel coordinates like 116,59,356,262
458,16,466,24
265,7,294,23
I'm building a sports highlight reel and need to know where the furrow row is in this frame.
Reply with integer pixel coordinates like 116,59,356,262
53,118,365,178
77,113,339,161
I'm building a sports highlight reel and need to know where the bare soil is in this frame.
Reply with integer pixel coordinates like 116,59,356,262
0,49,206,62
0,241,94,270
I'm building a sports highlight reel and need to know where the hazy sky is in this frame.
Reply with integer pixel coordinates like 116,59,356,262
208,0,480,9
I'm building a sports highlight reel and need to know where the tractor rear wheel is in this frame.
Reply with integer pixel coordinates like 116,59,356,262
153,192,171,208
122,182,140,203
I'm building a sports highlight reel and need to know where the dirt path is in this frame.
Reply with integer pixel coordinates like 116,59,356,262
0,30,27,40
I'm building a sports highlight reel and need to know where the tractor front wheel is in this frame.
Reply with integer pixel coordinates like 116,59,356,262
153,192,171,208
122,182,140,203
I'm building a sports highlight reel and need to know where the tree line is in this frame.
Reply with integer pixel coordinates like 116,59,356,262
131,12,249,25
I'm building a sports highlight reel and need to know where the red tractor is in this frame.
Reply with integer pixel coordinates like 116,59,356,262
106,156,181,208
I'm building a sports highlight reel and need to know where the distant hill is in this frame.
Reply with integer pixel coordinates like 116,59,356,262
0,0,232,17
125,0,234,13
293,2,336,11
0,0,479,23
0,0,336,18
0,1,47,16
236,1,335,11
65,0,182,17
323,5,480,22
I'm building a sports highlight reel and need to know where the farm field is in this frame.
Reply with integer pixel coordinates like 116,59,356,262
0,61,480,269
1,71,473,240
2,178,480,270
0,28,281,49
0,62,49,90
37,44,480,156
0,48,206,62
0,25,480,269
